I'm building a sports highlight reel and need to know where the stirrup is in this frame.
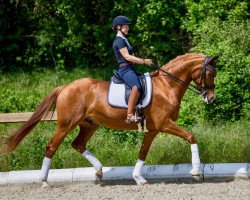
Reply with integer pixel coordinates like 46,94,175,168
125,113,142,124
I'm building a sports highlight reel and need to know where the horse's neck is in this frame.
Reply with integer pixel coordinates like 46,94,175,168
153,59,199,104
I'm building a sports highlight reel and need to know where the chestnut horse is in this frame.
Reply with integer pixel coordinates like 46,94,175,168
4,53,219,187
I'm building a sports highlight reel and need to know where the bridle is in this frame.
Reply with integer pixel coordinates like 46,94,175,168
192,57,217,95
153,56,217,95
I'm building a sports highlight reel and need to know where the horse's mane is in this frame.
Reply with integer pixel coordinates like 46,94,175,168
162,53,205,69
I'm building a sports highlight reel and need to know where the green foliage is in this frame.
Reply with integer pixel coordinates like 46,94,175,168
113,0,189,64
183,0,249,32
180,0,249,123
177,91,205,126
179,19,250,123
1,0,189,72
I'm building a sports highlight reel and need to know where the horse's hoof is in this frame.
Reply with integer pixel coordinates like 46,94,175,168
95,169,103,183
140,180,149,186
190,168,203,181
134,175,149,186
41,181,51,189
136,179,149,186
192,174,203,181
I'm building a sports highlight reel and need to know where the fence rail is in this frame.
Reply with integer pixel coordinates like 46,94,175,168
0,112,57,123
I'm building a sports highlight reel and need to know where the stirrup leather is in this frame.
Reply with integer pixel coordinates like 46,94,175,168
125,113,142,124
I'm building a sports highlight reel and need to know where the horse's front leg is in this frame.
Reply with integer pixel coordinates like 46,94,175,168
133,130,158,185
161,119,202,180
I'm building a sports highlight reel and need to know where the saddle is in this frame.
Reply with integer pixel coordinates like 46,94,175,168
112,70,147,105
108,71,152,132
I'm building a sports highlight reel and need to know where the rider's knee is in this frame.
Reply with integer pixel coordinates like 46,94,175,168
132,85,142,94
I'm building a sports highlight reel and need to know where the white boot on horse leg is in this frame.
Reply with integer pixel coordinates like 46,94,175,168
40,157,52,189
189,144,203,180
82,150,103,182
133,159,148,185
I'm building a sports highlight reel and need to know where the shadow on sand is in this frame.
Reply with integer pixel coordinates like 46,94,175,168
99,177,238,187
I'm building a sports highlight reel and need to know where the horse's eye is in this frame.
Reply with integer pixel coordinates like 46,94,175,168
208,71,215,78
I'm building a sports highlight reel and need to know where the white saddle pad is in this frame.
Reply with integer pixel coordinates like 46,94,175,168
108,72,152,108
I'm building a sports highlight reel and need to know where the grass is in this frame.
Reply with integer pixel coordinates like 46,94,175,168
0,119,249,171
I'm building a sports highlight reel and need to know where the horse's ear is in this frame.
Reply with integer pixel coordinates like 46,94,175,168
211,52,221,63
208,52,220,66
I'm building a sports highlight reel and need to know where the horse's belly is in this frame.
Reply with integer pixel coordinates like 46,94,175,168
91,113,138,131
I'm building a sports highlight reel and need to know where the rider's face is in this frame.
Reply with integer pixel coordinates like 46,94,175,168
119,24,129,36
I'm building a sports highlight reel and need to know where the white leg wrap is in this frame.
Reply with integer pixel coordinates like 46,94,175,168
133,159,144,177
190,144,201,175
40,157,51,182
133,159,148,185
82,150,102,170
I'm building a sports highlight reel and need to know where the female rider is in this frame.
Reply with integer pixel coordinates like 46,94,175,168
112,15,154,123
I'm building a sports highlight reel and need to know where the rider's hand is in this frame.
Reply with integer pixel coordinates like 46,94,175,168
144,59,154,67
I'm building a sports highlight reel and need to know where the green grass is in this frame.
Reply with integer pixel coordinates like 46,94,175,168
0,119,249,171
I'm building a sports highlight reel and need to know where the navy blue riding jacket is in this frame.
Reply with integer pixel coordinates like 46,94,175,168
112,35,142,92
113,36,134,64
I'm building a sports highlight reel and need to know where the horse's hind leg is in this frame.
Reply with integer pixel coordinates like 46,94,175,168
71,119,103,181
40,125,75,188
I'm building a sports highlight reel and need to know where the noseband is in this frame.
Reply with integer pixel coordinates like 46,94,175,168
152,56,217,95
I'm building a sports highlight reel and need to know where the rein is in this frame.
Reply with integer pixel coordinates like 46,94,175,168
152,65,202,95
152,57,216,95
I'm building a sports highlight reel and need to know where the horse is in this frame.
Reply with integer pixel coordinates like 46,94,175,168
4,53,220,188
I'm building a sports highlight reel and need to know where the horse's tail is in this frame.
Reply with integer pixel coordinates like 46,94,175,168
3,86,64,153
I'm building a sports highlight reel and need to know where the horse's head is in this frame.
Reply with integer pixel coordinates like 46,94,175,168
192,54,220,104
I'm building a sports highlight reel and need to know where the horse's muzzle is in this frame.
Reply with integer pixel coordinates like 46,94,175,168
202,91,215,104
208,96,215,104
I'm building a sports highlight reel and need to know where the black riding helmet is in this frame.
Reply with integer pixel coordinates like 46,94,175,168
112,16,131,30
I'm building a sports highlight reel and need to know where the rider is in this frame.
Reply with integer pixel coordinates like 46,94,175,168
112,15,154,123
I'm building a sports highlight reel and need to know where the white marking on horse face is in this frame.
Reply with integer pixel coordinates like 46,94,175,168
202,95,215,104
202,96,209,104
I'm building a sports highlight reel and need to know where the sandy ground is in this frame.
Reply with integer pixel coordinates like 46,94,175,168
0,178,249,200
